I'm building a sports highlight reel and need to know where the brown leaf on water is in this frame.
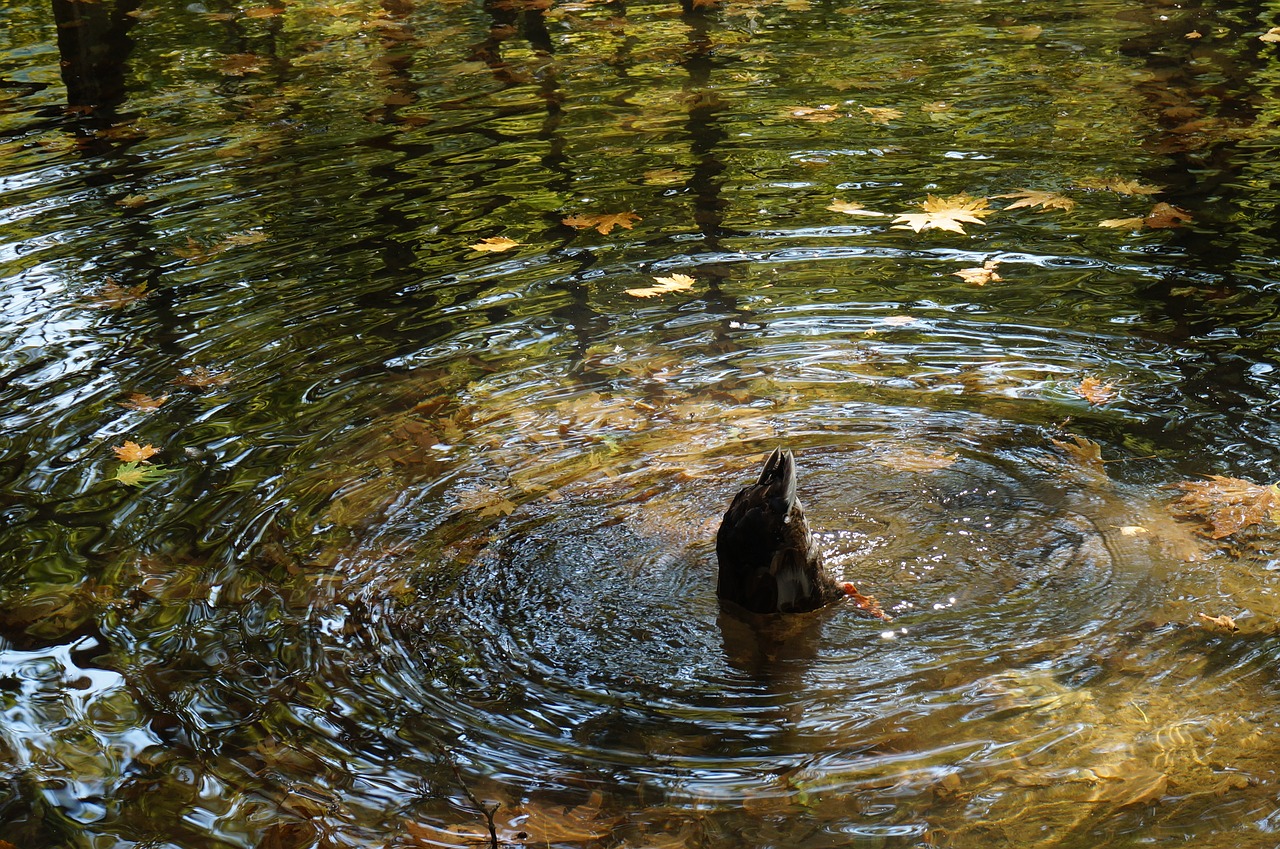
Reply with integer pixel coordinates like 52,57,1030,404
223,230,269,246
119,393,169,411
563,211,641,235
625,273,695,299
1197,612,1238,631
826,199,888,216
952,260,1001,285
892,193,994,235
86,278,148,309
996,189,1076,212
173,366,232,389
471,236,522,252
243,5,285,16
115,193,151,208
1170,475,1280,539
113,441,159,463
1077,376,1116,405
1144,202,1193,229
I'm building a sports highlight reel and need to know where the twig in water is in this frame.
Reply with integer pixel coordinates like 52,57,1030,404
450,755,500,849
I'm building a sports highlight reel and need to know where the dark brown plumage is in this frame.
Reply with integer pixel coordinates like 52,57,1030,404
715,448,848,615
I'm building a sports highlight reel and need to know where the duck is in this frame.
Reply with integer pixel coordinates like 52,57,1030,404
716,447,856,615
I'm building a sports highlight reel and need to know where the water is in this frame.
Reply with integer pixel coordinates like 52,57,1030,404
3,0,1280,844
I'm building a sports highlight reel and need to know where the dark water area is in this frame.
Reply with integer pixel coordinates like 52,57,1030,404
4,0,1280,844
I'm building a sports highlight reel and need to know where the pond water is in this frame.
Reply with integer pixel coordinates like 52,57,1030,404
4,0,1280,845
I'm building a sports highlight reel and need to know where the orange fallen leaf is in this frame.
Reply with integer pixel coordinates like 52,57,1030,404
113,441,160,463
840,583,892,622
782,105,840,123
1170,475,1280,539
471,236,522,252
1051,434,1107,480
1077,376,1116,405
1144,202,1193,229
1197,612,1238,631
562,211,641,235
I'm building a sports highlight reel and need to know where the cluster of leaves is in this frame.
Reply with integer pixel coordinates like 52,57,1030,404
109,441,174,488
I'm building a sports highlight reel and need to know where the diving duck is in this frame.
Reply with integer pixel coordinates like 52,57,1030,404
716,447,856,615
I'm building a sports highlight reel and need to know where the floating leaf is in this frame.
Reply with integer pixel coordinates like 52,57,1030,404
892,193,993,235
1098,216,1145,229
625,273,695,299
1080,177,1163,195
562,211,641,235
1170,475,1280,539
1260,26,1280,42
111,462,175,488
119,392,169,411
996,189,1076,212
952,260,1001,285
1197,612,1238,631
113,441,159,463
115,194,150,209
826,199,887,216
1118,525,1149,536
471,236,522,252
1077,376,1116,405
216,53,267,76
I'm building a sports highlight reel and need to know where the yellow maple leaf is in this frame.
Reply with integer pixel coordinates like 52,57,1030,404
862,106,903,123
562,211,641,235
826,199,887,216
470,236,522,252
625,273,695,298
996,189,1076,212
113,441,160,463
1078,176,1163,195
1050,434,1108,480
892,193,993,235
952,260,1001,285
1077,376,1116,405
1099,217,1146,229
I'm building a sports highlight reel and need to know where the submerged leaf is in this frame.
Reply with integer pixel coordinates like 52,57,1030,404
86,278,148,309
119,392,169,411
862,106,903,123
1144,202,1193,229
562,211,641,235
826,199,887,216
1170,475,1280,539
1051,435,1108,480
